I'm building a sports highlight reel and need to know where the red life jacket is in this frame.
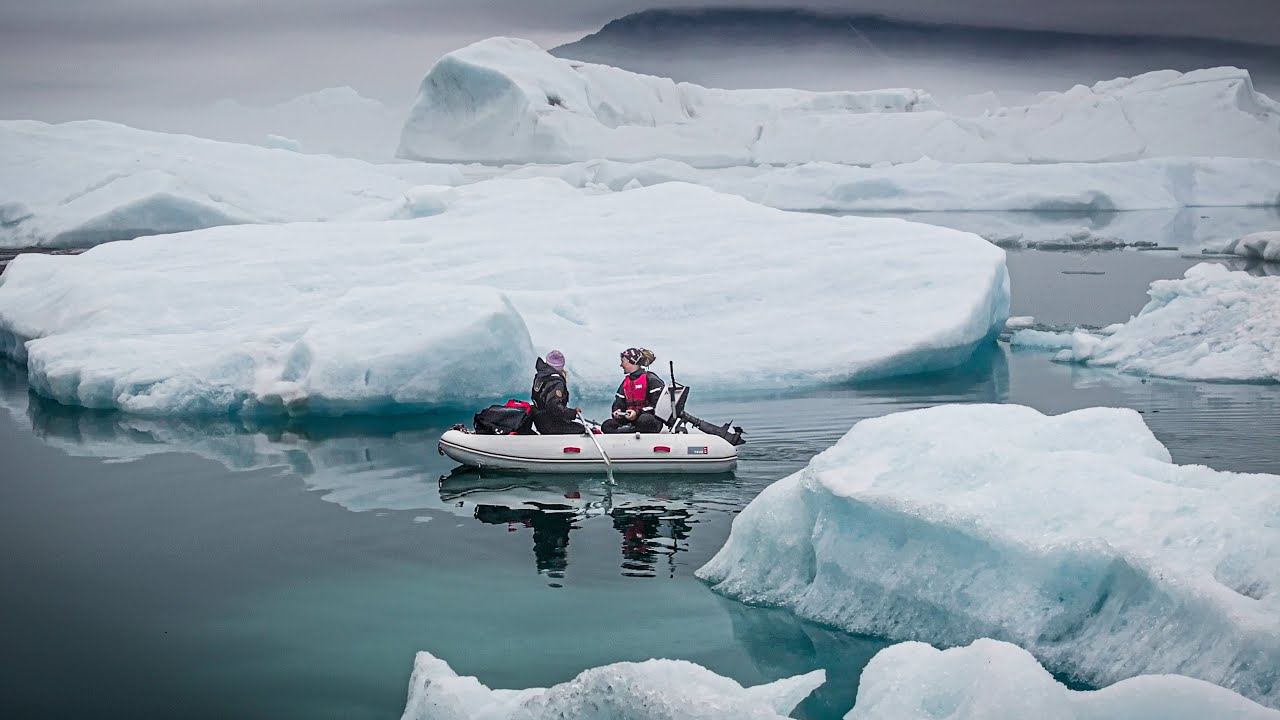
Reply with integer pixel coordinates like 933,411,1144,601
622,372,649,410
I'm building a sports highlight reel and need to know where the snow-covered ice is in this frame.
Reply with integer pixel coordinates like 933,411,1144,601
1009,329,1078,350
400,651,823,720
1027,264,1280,382
850,639,1280,720
0,120,429,248
697,403,1280,707
497,156,1280,214
399,39,1280,166
196,87,405,162
0,179,1008,415
6,119,1278,248
1209,230,1280,262
398,38,935,167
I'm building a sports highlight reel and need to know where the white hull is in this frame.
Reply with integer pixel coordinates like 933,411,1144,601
438,428,737,474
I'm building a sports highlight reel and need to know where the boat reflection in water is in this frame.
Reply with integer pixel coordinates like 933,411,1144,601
438,466,733,583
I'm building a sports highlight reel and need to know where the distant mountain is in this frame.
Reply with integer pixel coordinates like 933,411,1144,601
553,8,1280,102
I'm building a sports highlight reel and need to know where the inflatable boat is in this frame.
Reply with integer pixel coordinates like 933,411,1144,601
439,378,743,474
438,426,738,473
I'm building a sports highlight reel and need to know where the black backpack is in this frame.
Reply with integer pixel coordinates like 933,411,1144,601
473,400,534,435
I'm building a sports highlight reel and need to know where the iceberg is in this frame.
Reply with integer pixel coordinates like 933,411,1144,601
697,404,1280,707
399,39,1280,166
0,179,1008,415
1008,329,1076,350
850,639,1280,720
1039,263,1280,382
1210,230,1280,262
6,119,1277,249
400,651,824,720
0,119,426,248
196,86,405,162
498,156,1280,213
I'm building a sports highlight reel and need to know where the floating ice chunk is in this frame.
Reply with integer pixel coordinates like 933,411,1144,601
1212,231,1280,262
850,639,1280,720
1009,329,1074,349
399,39,1280,166
494,156,1280,213
0,179,1008,415
264,133,302,152
1052,263,1280,382
1004,316,1035,329
698,404,1280,707
400,651,824,720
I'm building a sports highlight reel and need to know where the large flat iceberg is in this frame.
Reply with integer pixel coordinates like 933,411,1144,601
851,639,1280,720
400,651,823,720
399,38,1280,166
697,404,1280,707
1015,263,1280,382
0,179,1008,415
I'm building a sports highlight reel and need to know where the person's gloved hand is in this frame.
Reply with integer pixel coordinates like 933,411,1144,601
624,409,638,421
612,409,626,420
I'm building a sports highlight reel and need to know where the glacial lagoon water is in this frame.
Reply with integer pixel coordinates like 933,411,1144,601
2,244,1279,720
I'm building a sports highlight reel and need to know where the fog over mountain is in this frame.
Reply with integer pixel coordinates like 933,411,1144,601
553,8,1280,105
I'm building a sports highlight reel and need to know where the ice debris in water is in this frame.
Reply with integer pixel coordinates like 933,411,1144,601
1018,263,1280,382
698,403,1280,707
400,651,824,720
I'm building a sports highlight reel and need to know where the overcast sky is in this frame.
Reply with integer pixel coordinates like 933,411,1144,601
3,0,1278,119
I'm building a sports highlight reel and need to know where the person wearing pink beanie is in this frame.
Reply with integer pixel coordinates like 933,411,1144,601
530,350,581,435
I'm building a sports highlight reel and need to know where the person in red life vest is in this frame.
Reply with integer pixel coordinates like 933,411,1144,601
601,347,665,434
530,350,582,435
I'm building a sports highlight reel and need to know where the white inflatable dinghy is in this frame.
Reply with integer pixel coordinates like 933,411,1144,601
438,426,738,473
439,379,743,474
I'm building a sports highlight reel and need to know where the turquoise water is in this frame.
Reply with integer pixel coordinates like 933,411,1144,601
2,248,1278,719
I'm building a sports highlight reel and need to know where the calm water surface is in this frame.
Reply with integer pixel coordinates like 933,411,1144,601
2,248,1278,720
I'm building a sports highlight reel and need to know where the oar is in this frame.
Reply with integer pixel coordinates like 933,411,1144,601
577,411,616,486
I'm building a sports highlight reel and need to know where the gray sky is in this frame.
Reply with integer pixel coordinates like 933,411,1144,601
3,0,1278,119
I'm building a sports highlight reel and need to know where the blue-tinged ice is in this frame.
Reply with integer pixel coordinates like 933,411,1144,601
0,179,1008,415
399,38,1280,166
698,403,1280,708
850,639,1280,720
0,119,462,248
400,651,823,720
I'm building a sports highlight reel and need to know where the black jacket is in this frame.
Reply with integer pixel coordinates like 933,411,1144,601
531,358,580,434
611,369,665,415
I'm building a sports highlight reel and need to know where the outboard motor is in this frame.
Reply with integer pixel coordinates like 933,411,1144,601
655,362,746,446
678,411,746,446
